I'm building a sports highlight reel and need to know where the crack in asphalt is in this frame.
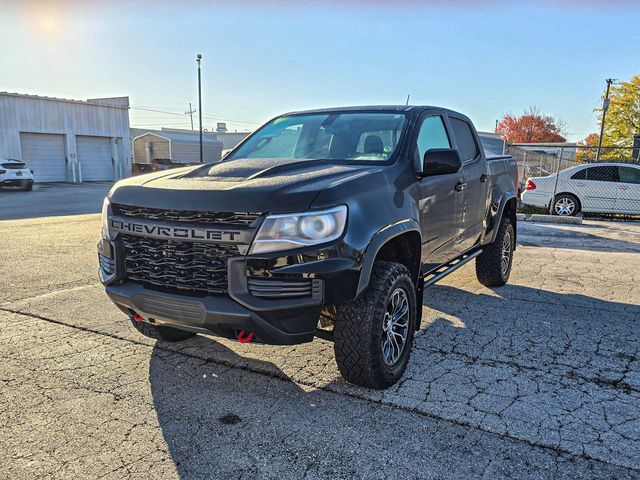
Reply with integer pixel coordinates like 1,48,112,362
2,305,638,473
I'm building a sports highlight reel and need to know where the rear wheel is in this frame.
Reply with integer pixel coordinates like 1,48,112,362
553,193,580,216
333,261,416,389
22,181,33,191
475,217,514,287
130,318,196,342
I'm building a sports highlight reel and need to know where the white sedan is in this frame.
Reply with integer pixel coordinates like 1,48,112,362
0,158,34,191
521,162,640,216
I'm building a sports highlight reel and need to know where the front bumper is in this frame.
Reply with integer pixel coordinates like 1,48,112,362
99,237,361,345
106,281,322,344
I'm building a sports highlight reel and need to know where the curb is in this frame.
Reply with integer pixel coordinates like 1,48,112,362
527,214,582,225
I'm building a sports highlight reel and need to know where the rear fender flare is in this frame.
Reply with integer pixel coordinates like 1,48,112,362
483,191,517,245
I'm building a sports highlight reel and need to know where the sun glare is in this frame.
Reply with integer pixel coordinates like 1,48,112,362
36,13,60,35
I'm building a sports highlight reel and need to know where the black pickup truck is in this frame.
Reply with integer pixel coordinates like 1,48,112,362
98,106,518,389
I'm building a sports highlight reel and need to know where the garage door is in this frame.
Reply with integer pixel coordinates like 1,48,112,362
20,133,67,182
77,136,113,181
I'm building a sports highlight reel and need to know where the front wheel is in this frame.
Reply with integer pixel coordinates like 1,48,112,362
333,261,416,389
475,217,514,287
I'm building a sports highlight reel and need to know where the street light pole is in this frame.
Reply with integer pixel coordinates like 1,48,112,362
596,78,613,162
197,54,203,163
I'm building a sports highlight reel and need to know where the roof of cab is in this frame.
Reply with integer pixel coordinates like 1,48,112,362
283,105,452,116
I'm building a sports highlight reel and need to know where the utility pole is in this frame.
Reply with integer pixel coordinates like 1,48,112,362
185,103,196,131
197,54,203,163
596,78,614,162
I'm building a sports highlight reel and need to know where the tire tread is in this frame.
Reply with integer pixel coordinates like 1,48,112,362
334,261,415,389
475,217,513,287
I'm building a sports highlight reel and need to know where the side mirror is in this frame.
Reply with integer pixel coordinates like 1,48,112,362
420,148,462,177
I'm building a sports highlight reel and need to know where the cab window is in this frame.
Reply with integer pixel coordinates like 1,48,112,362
415,116,450,169
449,117,479,162
585,166,619,182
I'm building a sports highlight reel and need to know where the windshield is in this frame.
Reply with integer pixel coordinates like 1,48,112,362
228,112,407,163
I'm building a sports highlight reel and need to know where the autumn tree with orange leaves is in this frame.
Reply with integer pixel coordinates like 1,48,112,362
575,133,599,161
496,107,566,143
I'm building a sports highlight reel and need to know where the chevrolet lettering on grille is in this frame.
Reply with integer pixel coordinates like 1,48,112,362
110,217,250,244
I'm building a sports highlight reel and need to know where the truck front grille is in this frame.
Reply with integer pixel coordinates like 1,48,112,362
121,235,236,296
112,204,261,226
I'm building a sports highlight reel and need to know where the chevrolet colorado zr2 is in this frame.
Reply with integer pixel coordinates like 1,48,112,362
98,106,518,389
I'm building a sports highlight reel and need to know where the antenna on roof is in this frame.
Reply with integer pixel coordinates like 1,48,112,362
405,94,411,106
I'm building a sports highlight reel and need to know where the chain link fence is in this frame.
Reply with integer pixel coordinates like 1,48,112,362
506,144,640,218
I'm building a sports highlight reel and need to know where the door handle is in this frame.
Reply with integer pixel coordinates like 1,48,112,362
576,182,585,187
619,186,629,191
455,181,466,192
480,174,488,183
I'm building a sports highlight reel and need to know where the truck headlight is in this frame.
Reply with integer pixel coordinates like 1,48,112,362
249,206,347,254
101,197,111,240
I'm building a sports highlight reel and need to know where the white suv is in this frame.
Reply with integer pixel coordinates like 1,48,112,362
522,162,640,216
0,159,34,191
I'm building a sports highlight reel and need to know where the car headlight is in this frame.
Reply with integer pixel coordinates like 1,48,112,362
249,206,347,254
101,197,111,240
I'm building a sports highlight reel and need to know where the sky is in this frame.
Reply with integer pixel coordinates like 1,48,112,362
1,1,639,141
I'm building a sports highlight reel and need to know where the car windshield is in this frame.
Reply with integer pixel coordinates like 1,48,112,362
228,112,407,163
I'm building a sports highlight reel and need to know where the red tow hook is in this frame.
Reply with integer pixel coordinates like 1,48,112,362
237,330,254,344
132,313,145,323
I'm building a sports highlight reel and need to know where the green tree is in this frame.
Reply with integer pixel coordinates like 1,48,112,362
597,75,640,159
576,75,640,161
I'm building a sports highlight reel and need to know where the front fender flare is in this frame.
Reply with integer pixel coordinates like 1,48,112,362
356,219,421,297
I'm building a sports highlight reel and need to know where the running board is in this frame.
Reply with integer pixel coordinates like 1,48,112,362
423,249,482,288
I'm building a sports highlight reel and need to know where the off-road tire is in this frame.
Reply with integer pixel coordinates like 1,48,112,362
130,318,196,342
333,261,416,389
475,217,514,287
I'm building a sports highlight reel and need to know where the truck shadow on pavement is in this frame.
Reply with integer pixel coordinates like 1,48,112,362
147,339,487,480
422,283,640,320
145,282,640,477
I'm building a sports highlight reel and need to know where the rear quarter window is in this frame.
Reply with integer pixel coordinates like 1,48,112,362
449,117,479,162
570,169,587,180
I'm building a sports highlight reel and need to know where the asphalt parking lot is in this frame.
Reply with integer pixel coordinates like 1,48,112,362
1,184,640,479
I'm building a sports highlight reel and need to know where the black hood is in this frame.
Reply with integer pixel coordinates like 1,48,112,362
110,158,382,213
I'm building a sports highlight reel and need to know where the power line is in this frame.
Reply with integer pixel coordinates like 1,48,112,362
130,104,261,125
130,106,187,117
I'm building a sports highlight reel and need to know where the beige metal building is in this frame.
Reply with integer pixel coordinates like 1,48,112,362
0,92,131,183
214,122,251,150
130,128,223,164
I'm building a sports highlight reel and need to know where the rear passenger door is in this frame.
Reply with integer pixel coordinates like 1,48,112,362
616,165,640,214
447,115,489,252
581,166,619,213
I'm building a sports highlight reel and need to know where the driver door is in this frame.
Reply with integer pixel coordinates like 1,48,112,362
414,115,465,268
